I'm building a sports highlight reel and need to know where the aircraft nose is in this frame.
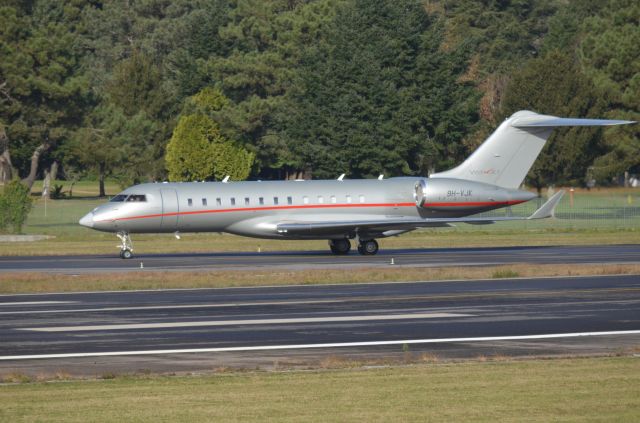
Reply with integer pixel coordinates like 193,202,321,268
79,212,94,228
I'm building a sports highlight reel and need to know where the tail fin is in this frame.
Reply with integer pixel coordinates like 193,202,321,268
430,110,634,189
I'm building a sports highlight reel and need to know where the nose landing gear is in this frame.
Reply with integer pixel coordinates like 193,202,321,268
116,231,134,259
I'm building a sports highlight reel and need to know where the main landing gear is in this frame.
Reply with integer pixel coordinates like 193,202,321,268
116,231,134,259
328,239,379,255
329,239,351,255
357,239,378,255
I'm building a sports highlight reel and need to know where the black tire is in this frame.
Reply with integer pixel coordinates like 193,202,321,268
329,239,351,255
358,239,378,255
121,249,133,259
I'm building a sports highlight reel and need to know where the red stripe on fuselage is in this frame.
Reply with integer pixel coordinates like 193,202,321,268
95,200,526,223
98,202,416,222
423,200,526,207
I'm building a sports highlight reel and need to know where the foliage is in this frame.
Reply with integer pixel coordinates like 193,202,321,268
165,114,218,181
165,88,254,181
0,0,638,187
64,102,156,195
578,0,640,182
0,1,90,181
279,0,478,178
50,184,65,199
500,50,605,190
0,179,33,233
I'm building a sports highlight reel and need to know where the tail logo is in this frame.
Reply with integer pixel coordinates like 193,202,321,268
469,168,499,176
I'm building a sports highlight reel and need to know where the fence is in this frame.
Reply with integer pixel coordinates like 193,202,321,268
476,189,640,231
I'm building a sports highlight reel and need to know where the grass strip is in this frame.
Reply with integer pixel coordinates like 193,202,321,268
1,357,638,422
1,228,640,256
1,263,639,294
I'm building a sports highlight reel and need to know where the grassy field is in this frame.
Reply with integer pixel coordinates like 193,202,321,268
1,263,639,294
2,183,639,256
1,357,638,422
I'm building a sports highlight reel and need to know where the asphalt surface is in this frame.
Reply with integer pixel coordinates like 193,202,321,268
1,275,639,375
1,244,640,274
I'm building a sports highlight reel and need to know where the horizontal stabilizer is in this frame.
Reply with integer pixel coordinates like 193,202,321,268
528,190,565,220
512,116,635,128
430,110,636,189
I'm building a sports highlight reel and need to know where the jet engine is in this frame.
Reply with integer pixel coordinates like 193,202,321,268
414,178,535,212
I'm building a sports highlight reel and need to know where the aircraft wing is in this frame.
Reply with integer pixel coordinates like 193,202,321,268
277,191,564,235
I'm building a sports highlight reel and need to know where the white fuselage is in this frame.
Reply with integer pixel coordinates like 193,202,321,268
79,177,532,240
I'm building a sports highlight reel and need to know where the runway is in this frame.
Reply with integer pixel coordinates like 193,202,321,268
1,244,640,274
1,275,639,375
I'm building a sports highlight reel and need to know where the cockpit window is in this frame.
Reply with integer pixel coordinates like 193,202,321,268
126,194,147,202
110,194,128,202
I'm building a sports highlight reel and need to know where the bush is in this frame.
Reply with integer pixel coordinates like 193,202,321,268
0,180,33,234
50,184,66,199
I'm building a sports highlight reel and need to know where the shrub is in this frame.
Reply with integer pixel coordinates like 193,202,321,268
50,184,66,199
0,179,33,234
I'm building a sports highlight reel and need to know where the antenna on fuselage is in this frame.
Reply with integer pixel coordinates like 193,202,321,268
337,174,345,181
378,174,384,180
222,175,230,183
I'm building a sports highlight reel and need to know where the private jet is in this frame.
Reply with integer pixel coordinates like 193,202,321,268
79,111,634,258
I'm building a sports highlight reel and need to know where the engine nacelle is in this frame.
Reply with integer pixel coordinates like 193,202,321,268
414,178,535,212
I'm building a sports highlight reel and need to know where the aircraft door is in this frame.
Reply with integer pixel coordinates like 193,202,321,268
160,189,179,229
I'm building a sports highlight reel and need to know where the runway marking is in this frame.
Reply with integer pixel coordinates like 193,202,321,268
3,287,640,315
0,301,76,306
0,273,638,297
0,299,351,315
1,330,639,360
19,312,471,332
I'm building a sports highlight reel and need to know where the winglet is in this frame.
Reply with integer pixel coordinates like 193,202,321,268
222,175,230,183
528,190,565,220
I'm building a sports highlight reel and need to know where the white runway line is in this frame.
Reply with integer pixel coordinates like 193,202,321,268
1,330,639,361
0,299,347,315
0,301,77,306
20,312,471,332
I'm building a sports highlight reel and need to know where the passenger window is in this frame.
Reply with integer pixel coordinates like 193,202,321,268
274,197,279,205
331,195,336,204
188,198,193,207
359,195,365,203
303,196,309,204
346,195,352,204
244,197,250,206
259,197,264,205
216,198,221,206
231,198,236,206
202,198,207,206
287,196,292,205
318,196,324,204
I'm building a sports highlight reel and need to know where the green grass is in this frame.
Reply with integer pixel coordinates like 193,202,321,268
2,263,639,294
1,357,638,422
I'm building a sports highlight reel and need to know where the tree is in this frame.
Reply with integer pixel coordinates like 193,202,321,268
500,50,605,192
0,1,90,189
0,179,32,233
165,88,254,181
278,0,478,179
577,0,640,182
65,103,155,197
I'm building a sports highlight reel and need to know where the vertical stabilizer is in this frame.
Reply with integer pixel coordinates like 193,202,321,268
430,111,634,189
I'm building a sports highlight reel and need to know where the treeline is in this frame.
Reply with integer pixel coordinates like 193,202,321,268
0,0,638,195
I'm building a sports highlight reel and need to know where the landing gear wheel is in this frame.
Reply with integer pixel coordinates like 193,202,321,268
358,239,378,255
116,231,134,259
329,239,351,255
